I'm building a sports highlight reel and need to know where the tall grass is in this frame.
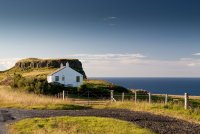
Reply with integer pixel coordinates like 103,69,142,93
1,85,200,124
0,86,88,110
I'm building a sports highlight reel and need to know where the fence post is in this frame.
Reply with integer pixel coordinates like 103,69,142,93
165,94,168,104
135,90,137,103
63,90,65,100
111,90,114,102
122,92,124,102
149,92,151,104
110,90,116,102
184,93,189,110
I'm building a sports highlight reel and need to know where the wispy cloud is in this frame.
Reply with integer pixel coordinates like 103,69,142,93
65,53,200,77
104,16,120,26
192,53,200,56
66,53,146,64
2,54,200,77
66,53,146,59
180,58,200,67
104,16,119,21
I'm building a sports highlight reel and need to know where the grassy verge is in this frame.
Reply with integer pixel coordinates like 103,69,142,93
0,86,89,110
1,85,200,124
9,116,154,134
93,101,200,124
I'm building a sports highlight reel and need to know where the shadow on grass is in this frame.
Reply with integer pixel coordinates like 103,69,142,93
0,103,91,110
30,104,92,110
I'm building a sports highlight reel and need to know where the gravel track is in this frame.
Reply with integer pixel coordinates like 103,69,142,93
0,108,200,134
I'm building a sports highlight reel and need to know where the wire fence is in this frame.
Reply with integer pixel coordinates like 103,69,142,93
55,90,198,110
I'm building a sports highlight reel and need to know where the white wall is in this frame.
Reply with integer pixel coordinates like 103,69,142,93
47,66,83,87
47,76,53,83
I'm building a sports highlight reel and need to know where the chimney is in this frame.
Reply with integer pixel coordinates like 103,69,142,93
66,62,69,67
60,63,64,68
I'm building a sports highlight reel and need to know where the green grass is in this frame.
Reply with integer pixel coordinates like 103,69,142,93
0,67,57,81
0,103,90,110
29,104,90,110
9,116,154,134
84,79,112,86
93,101,200,124
189,99,200,107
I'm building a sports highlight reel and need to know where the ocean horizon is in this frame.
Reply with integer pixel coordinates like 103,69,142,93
90,77,200,96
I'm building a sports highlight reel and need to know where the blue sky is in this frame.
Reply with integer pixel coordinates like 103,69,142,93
1,0,200,77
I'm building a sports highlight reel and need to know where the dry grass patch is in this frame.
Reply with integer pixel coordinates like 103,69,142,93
0,86,89,110
84,79,111,86
22,68,56,78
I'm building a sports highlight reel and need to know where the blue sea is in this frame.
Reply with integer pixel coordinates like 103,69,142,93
90,77,200,96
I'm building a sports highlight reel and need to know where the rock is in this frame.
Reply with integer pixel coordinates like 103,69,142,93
15,58,87,78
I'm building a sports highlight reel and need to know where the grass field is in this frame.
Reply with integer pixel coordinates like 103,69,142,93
9,116,154,134
1,80,200,123
0,67,57,79
0,86,89,110
94,101,200,124
1,85,200,124
22,68,57,78
83,79,112,86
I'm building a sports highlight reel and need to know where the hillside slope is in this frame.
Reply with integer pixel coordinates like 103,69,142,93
0,58,87,83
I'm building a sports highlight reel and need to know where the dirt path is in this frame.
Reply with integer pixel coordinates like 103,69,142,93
0,108,200,134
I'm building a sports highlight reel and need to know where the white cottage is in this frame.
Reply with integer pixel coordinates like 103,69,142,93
47,62,83,87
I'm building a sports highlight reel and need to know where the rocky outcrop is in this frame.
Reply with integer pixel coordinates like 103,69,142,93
15,58,87,78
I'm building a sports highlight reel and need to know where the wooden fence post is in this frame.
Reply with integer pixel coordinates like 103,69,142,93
111,90,113,101
165,94,168,104
63,90,65,100
135,90,137,103
184,93,189,110
149,92,151,104
122,92,124,102
110,90,116,102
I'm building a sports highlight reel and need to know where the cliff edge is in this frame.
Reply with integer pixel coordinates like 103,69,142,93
14,58,87,78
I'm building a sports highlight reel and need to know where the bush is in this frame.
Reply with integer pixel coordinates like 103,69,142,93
111,85,130,93
77,83,131,98
10,74,131,98
10,74,65,95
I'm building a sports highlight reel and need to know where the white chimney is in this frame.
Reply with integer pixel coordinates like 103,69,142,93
60,63,64,68
66,62,69,67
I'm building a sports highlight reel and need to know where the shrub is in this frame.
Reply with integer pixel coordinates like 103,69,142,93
77,83,131,98
10,74,65,95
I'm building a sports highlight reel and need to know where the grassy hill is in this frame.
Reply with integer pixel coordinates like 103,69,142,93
0,67,57,86
0,67,56,79
0,58,130,96
0,58,86,84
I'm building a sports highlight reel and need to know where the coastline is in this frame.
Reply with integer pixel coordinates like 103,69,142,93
90,77,200,96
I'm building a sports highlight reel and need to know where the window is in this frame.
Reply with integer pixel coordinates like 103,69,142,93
62,76,65,81
76,76,80,82
55,76,59,82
